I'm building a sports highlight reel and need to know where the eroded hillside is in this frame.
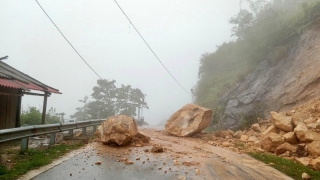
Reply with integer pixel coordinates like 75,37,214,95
221,22,320,128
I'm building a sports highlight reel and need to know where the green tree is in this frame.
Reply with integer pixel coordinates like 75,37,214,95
46,107,61,124
70,79,149,119
20,106,63,125
20,107,41,125
70,96,91,120
116,85,148,116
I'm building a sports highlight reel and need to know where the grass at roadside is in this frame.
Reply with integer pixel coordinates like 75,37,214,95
0,142,84,180
248,152,320,180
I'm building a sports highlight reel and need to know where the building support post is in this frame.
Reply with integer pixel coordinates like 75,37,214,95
41,92,48,125
15,90,22,128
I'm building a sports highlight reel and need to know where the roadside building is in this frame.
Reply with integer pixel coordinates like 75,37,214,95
0,59,61,130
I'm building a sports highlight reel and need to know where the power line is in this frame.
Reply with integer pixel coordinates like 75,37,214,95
113,0,191,96
35,0,103,80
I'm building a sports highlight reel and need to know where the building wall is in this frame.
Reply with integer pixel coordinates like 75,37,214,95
0,86,21,130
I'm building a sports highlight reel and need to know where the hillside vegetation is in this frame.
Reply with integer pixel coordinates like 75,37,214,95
193,0,320,126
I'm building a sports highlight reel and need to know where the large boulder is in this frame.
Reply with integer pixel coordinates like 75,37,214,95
283,132,299,144
270,111,293,132
260,133,284,152
294,123,320,142
98,115,139,145
261,125,279,137
275,142,297,155
165,104,212,137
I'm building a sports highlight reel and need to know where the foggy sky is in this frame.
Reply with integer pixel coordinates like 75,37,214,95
1,0,240,125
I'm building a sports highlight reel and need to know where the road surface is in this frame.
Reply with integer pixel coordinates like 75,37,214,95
21,127,293,180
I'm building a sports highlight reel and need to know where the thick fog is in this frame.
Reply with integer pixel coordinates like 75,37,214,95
1,0,240,125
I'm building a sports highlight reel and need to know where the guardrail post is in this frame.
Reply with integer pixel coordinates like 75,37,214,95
69,129,73,137
82,127,86,136
50,133,56,145
93,125,97,133
21,138,28,151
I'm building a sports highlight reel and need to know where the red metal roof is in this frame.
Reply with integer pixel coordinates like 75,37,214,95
0,79,24,89
0,62,61,94
0,79,61,94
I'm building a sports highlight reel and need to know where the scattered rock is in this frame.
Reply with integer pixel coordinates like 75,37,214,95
233,130,243,139
251,124,261,132
182,161,200,166
214,130,233,138
292,112,309,126
306,141,320,156
302,172,311,179
283,132,299,144
294,123,320,142
261,125,279,137
125,161,134,165
165,104,213,137
275,142,297,155
95,161,102,165
310,157,320,171
248,136,258,143
295,157,310,167
177,176,186,180
131,132,151,146
151,144,164,153
221,142,231,147
173,160,180,166
195,169,201,175
304,118,316,125
120,158,127,162
240,135,249,142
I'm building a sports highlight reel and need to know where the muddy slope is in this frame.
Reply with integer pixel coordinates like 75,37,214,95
220,23,320,128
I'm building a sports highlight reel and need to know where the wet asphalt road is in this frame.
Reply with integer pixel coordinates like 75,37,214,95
30,144,292,180
30,127,293,180
31,146,199,180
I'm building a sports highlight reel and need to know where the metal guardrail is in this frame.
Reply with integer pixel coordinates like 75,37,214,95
0,119,103,151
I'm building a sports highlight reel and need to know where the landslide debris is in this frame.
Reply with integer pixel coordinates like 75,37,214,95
205,97,320,172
